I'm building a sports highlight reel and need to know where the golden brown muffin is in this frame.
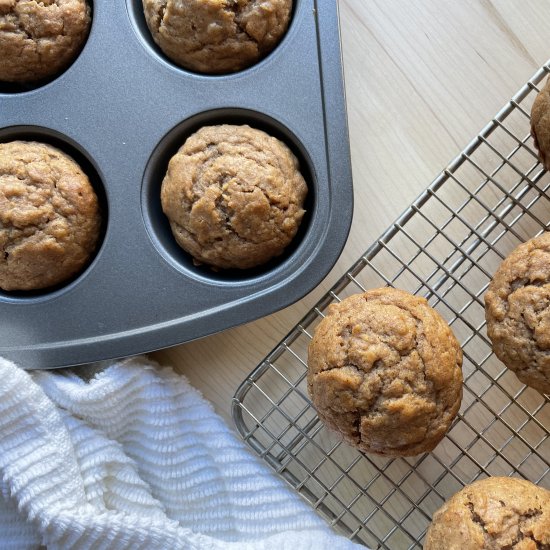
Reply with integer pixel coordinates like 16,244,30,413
142,0,292,74
531,77,550,170
485,233,550,394
0,0,91,83
160,124,307,270
0,141,101,291
425,477,550,549
307,288,463,457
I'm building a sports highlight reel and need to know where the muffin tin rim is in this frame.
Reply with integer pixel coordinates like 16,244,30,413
0,0,353,368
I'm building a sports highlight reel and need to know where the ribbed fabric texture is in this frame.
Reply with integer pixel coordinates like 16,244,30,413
0,356,362,550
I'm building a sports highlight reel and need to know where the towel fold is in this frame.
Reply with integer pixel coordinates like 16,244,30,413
0,356,361,550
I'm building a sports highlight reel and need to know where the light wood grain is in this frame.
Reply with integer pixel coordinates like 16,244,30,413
153,1,550,426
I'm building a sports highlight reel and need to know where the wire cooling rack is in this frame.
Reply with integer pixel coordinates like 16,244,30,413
232,62,550,549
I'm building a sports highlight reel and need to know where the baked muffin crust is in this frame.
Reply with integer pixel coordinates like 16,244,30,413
307,288,463,456
485,232,550,394
425,477,550,549
0,141,101,291
0,0,91,83
142,0,292,74
531,77,550,170
160,124,307,270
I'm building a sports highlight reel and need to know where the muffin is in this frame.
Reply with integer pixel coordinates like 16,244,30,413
0,0,91,83
160,124,307,270
531,77,550,170
485,233,550,394
0,141,101,291
425,477,550,549
142,0,292,74
307,288,463,457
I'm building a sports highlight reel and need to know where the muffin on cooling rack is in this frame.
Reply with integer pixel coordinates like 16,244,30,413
142,0,292,74
531,77,550,170
485,232,550,395
307,287,463,457
161,124,307,270
0,0,91,83
0,141,101,291
425,477,550,549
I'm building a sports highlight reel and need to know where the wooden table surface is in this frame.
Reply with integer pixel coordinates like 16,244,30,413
153,0,550,427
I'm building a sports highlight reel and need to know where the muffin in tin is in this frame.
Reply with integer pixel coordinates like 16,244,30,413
0,0,91,83
160,124,307,270
307,288,463,457
142,0,292,74
0,141,101,291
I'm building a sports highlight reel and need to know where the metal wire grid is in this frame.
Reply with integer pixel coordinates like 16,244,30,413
232,62,550,549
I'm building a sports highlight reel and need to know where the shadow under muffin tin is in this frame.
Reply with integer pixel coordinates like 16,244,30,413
0,0,353,369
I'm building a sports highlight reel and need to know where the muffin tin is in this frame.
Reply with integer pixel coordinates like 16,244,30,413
0,1,353,369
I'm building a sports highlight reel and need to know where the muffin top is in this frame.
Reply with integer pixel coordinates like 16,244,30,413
425,477,550,549
531,77,550,170
0,141,101,291
160,124,307,270
307,288,463,456
142,0,292,74
485,232,550,394
0,0,91,83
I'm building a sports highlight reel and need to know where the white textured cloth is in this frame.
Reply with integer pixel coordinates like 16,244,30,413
0,356,361,550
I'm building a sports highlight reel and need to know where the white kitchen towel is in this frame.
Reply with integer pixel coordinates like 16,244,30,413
0,356,363,550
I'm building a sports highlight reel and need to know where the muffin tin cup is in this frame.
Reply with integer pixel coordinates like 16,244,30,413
0,1,95,94
0,0,353,369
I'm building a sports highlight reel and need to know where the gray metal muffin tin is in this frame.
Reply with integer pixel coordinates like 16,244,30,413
0,0,353,369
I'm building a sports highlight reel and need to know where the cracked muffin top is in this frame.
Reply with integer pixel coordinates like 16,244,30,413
307,288,463,457
160,124,307,270
0,141,101,291
142,0,292,74
425,477,550,549
0,0,91,83
531,77,550,170
485,232,550,395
